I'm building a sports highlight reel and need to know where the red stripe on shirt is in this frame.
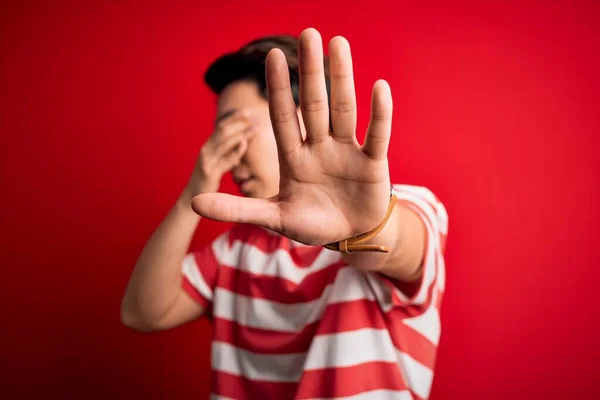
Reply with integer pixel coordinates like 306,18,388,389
213,317,319,355
216,261,346,304
212,370,298,400
181,276,210,309
212,300,387,355
388,311,438,370
295,361,409,399
228,224,324,267
190,244,219,287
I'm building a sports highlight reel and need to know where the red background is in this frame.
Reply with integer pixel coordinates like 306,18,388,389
1,1,599,398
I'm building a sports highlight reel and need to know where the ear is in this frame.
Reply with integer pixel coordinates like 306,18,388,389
297,108,307,141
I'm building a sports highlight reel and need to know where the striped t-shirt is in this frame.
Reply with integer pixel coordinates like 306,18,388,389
182,184,448,400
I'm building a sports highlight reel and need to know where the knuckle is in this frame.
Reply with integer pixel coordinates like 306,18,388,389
215,121,226,132
226,135,243,148
331,71,353,80
220,126,232,136
268,85,291,95
217,119,236,133
371,112,392,122
271,110,297,123
199,146,209,158
300,68,323,77
198,156,210,174
331,101,355,114
218,131,235,145
367,135,388,144
301,99,328,113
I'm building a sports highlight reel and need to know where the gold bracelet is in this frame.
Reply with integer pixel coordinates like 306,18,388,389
324,190,398,254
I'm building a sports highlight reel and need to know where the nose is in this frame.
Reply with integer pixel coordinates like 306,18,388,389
231,162,249,177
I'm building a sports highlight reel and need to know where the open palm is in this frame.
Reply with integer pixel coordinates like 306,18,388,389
192,28,394,246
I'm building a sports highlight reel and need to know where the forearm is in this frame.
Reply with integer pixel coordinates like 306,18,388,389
121,187,202,326
342,203,426,282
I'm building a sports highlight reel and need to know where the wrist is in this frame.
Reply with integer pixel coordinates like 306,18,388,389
186,172,221,195
176,188,199,215
325,187,397,254
341,204,401,270
179,175,221,210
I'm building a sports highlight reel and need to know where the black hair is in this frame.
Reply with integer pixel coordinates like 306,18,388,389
204,35,331,107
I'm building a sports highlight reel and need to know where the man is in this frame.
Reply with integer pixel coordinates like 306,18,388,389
121,28,448,399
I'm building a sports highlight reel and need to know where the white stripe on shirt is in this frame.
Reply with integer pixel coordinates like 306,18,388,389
212,234,342,285
213,267,375,332
181,253,213,301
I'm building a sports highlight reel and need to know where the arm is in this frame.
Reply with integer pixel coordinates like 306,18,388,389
121,111,256,332
120,187,204,332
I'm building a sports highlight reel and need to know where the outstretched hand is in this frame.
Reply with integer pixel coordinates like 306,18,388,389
192,28,393,246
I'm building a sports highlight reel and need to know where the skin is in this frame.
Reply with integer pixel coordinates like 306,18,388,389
121,28,426,332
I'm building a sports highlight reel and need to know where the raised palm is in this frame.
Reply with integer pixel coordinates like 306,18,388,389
192,28,394,246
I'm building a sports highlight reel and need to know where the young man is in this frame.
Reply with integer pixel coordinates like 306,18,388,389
121,28,448,400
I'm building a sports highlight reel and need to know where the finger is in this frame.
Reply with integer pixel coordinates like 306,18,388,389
217,120,255,145
215,109,253,129
192,193,282,232
298,28,330,143
218,110,256,133
328,36,357,142
363,80,393,160
219,137,248,172
214,131,250,160
266,48,303,155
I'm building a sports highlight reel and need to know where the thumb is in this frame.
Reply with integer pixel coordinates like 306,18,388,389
191,193,282,232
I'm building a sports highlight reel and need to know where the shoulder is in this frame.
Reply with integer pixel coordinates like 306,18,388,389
392,183,448,231
392,183,442,203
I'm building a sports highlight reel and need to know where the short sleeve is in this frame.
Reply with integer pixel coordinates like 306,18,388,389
181,230,231,310
368,184,448,312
